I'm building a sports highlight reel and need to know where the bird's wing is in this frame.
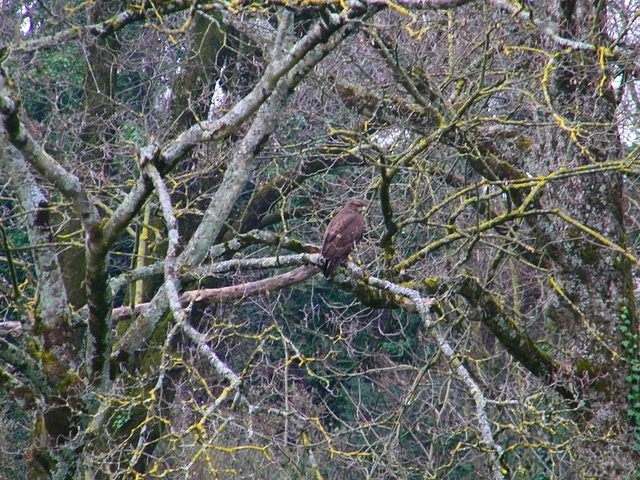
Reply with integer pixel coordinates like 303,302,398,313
322,212,364,258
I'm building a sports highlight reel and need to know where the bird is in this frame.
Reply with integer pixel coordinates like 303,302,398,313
321,199,368,278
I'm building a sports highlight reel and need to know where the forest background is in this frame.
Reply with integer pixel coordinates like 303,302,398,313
2,0,640,478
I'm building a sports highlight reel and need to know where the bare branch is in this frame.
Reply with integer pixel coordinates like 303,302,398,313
113,262,321,322
366,275,506,480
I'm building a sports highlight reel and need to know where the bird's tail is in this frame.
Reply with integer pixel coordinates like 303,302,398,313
323,258,339,278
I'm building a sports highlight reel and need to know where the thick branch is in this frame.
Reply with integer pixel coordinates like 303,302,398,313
113,264,321,322
1,67,115,377
0,141,71,324
455,275,573,399
111,8,363,360
0,72,100,231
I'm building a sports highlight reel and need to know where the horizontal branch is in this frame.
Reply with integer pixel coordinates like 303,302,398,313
271,0,475,10
13,1,199,53
110,243,570,407
183,264,321,304
109,229,318,297
486,0,596,51
113,264,321,322
393,208,555,273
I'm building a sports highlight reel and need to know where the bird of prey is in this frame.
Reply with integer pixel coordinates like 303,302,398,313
321,199,368,278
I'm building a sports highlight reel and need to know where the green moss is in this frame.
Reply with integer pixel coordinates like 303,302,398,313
575,358,612,396
56,369,81,390
579,242,601,265
565,225,584,241
418,277,441,294
515,137,534,150
575,358,592,376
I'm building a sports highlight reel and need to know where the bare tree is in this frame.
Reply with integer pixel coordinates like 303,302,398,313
1,0,640,478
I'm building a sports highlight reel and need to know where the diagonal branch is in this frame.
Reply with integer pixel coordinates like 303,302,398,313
454,275,573,399
366,275,506,480
112,9,365,360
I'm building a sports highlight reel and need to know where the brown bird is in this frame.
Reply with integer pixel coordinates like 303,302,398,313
321,199,368,278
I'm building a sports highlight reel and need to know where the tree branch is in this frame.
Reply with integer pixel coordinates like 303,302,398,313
113,264,321,322
365,275,506,480
112,9,364,361
454,275,574,399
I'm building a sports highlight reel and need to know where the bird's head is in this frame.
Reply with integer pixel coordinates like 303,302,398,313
345,199,369,211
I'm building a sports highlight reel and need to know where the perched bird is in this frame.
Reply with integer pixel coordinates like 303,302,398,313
321,199,368,278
